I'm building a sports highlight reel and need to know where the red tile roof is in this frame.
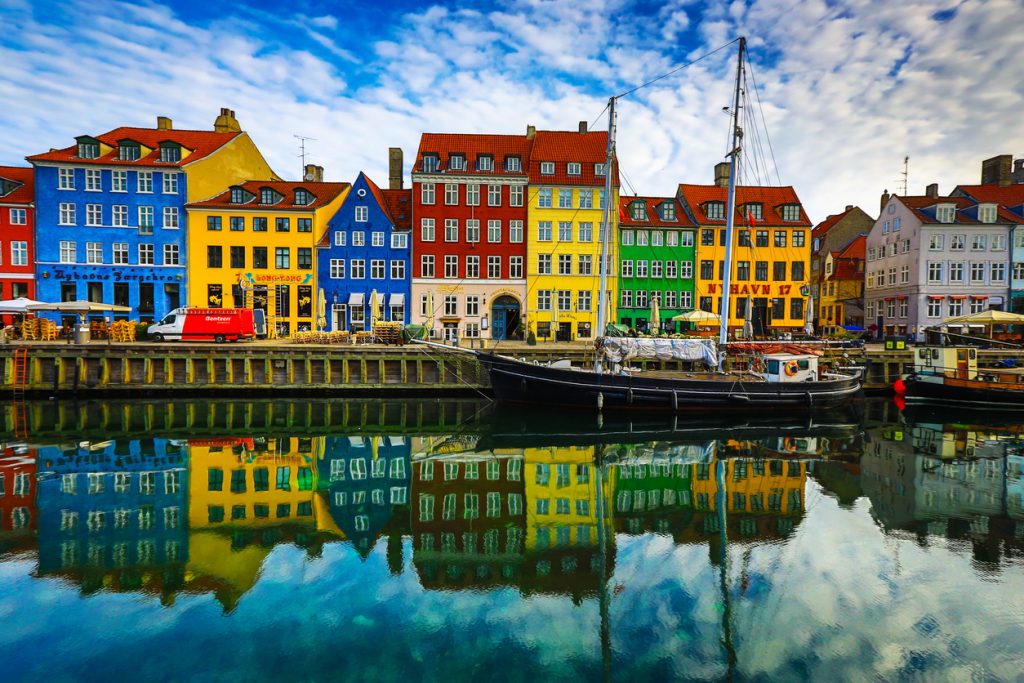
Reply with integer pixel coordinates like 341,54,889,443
618,196,694,228
837,233,866,259
188,181,349,210
812,207,854,237
955,184,1024,209
828,258,864,281
27,127,243,167
412,133,533,177
382,189,412,232
899,195,1021,224
677,184,811,227
529,130,616,186
0,166,33,204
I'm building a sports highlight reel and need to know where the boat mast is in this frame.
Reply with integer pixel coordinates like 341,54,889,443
596,96,617,376
717,37,746,371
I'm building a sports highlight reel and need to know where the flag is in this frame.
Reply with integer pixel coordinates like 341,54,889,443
747,209,757,228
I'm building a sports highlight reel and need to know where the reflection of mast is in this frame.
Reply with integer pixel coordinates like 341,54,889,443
716,452,738,680
595,445,612,682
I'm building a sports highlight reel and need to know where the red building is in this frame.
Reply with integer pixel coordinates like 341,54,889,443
0,166,35,309
0,447,36,538
411,133,533,342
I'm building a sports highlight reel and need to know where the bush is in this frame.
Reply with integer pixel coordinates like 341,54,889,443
527,330,537,346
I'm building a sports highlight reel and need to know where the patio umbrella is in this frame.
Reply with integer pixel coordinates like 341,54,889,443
943,309,1024,325
672,309,720,325
649,294,660,333
317,288,327,331
28,300,131,323
804,294,815,336
0,297,44,314
742,296,753,339
424,290,435,332
369,289,382,328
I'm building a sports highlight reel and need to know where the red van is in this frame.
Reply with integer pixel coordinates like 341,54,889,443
148,307,262,342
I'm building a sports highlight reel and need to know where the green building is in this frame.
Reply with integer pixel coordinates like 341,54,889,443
616,196,697,333
611,456,694,537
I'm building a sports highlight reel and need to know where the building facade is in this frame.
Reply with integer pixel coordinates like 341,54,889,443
865,191,1016,339
678,173,813,335
186,173,348,337
818,234,866,335
616,196,696,333
411,133,532,342
316,171,410,332
0,166,35,306
527,127,618,342
810,205,873,326
28,110,275,321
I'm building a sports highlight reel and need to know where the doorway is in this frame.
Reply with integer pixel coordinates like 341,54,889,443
490,295,521,340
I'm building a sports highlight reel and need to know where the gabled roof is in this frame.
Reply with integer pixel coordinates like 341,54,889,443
954,184,1024,217
0,166,33,204
188,181,349,210
27,126,242,167
618,196,694,228
412,133,532,176
676,184,811,227
812,207,855,237
897,195,1021,225
827,258,864,281
382,189,412,231
529,130,616,186
837,233,866,259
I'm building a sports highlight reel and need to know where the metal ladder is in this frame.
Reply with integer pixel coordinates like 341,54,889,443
11,347,29,439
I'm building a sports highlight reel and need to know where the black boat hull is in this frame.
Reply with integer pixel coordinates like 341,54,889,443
478,353,861,412
903,377,1024,410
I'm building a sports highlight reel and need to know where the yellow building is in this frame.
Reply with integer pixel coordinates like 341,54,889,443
186,173,349,337
526,128,618,341
818,235,866,335
689,456,806,517
678,177,812,333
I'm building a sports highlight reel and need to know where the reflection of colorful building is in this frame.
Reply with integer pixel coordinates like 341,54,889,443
612,460,693,537
411,451,526,589
522,446,615,598
316,435,411,558
35,439,188,599
0,446,36,552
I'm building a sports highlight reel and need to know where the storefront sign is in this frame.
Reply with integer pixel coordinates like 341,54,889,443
705,283,795,296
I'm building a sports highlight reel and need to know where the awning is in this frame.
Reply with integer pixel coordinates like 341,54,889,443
949,295,967,300
884,297,895,302
971,295,988,300
348,292,365,306
841,325,866,332
928,295,943,300
896,296,908,300
389,293,405,307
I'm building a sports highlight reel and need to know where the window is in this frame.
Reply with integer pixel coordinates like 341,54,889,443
774,230,787,248
566,162,581,176
970,262,985,282
537,290,552,311
900,264,909,283
421,218,435,242
636,260,648,277
59,203,75,225
782,204,801,221
352,231,365,246
538,188,553,208
421,182,435,205
112,242,129,265
752,261,767,281
139,243,154,265
971,234,988,251
207,216,222,231
487,255,501,278
621,260,634,277
556,290,571,311
510,185,524,206
991,262,1006,283
477,155,493,172
135,170,152,193
540,161,555,175
86,204,101,226
160,145,181,163
275,217,290,232
991,234,1006,251
893,217,902,231
700,260,714,280
207,245,222,268
887,267,896,285
637,230,649,246
620,290,633,307
791,298,804,320
84,168,101,191
948,298,963,317
926,261,943,282
538,221,553,241
738,230,751,247
929,234,944,250
390,259,405,279
578,190,593,210
594,163,607,176
444,183,458,205
59,241,76,263
791,261,805,280
510,256,523,278
330,258,345,278
899,299,908,318
371,259,385,278
86,242,102,264
163,207,179,229
578,254,592,275
927,299,942,317
164,244,180,266
706,202,724,220
162,173,178,194
466,255,480,278
421,255,434,278
444,255,458,278
372,231,385,247
736,261,750,281
11,241,27,266
229,246,244,269
391,232,408,249
350,258,365,278
298,248,312,270
466,220,480,243
444,219,458,242
558,254,572,275
443,294,457,316
253,217,267,232
573,222,592,243
466,184,480,206
538,254,552,275
578,290,592,312
558,189,572,209
465,294,480,317
936,205,956,223
58,167,75,190
510,220,524,242
793,230,805,247
773,261,787,280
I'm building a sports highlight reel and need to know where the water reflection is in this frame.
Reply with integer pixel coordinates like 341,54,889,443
0,398,1022,680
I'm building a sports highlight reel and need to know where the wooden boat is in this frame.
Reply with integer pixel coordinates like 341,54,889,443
897,345,1024,410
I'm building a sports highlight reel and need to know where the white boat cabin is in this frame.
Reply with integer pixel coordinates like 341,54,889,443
913,346,978,381
763,353,819,383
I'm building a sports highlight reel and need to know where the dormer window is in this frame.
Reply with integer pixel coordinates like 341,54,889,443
294,189,313,206
260,188,282,205
540,162,555,175
979,203,997,224
422,154,439,173
594,163,606,176
0,178,19,198
567,162,581,176
781,204,801,221
659,202,676,221
230,187,254,204
77,141,99,159
705,201,725,220
159,143,181,163
936,204,956,223
477,155,493,172
746,203,763,221
505,156,521,172
449,154,466,171
118,143,140,161
630,201,647,221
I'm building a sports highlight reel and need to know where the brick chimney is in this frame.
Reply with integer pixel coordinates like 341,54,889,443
1014,159,1024,184
303,164,324,182
981,154,1012,186
213,107,241,133
880,189,890,212
526,124,536,139
845,205,853,211
156,116,173,130
578,121,588,134
388,147,404,190
714,162,730,188
925,183,939,198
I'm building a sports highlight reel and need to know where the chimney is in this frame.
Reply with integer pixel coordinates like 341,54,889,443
981,154,1012,186
578,121,587,134
213,107,241,133
925,183,939,198
304,164,324,182
1014,159,1024,184
845,205,853,211
880,189,890,213
714,162,730,188
388,147,404,190
526,124,536,139
156,116,173,130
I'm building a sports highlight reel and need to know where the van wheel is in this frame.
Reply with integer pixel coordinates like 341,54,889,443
215,334,226,343
151,333,163,342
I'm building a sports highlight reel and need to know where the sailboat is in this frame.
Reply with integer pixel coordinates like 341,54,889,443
471,38,861,412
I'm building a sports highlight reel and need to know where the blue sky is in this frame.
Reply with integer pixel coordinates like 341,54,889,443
2,0,1022,220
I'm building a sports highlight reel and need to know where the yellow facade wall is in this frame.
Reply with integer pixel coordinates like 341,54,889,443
527,186,619,340
183,133,279,203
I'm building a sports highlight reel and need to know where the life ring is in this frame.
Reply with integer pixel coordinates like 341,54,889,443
782,437,798,452
784,360,800,377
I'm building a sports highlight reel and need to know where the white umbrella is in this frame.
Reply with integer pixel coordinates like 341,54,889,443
742,296,753,339
317,288,327,331
28,300,131,323
804,294,815,336
0,297,44,313
672,309,720,325
650,295,660,333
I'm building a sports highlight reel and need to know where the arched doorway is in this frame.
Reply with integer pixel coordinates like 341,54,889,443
491,295,521,340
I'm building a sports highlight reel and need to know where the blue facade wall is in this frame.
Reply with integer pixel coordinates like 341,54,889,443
316,173,410,331
33,164,188,320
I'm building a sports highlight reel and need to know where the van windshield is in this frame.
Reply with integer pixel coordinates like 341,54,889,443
159,315,175,326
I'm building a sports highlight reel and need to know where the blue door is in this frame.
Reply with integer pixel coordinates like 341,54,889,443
491,295,521,340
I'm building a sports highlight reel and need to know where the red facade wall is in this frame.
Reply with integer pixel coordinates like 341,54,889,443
0,166,36,305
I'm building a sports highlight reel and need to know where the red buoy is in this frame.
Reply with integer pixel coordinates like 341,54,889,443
893,377,906,396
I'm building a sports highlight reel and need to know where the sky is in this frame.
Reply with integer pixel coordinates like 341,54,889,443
1,0,1022,222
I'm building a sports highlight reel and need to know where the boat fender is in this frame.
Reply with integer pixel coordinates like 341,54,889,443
729,394,751,402
672,391,679,411
784,361,800,377
520,378,527,394
627,388,634,405
806,392,814,406
597,392,604,410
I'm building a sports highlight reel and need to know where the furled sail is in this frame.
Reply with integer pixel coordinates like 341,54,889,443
597,337,717,367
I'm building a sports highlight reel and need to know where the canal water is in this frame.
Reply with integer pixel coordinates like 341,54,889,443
0,397,1022,681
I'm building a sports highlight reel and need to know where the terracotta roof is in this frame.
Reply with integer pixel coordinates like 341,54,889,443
412,133,532,177
898,195,1021,224
381,189,412,231
0,166,33,204
827,258,864,281
618,196,694,228
529,130,616,186
188,181,349,210
954,184,1024,213
677,184,811,227
837,233,866,259
27,126,242,167
812,207,854,237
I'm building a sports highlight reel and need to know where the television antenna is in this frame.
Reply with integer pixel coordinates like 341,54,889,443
295,134,317,179
899,155,909,195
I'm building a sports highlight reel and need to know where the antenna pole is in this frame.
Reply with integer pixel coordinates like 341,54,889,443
595,96,617,376
295,134,316,178
717,37,745,370
901,156,909,195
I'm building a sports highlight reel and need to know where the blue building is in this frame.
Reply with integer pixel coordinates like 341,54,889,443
27,110,275,321
316,172,411,331
35,438,189,596
316,434,411,558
